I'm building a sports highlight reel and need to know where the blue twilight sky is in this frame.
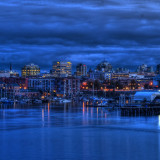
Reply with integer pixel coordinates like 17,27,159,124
0,0,160,71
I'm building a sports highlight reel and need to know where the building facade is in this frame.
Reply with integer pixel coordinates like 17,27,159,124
28,77,80,98
52,62,72,77
137,64,154,73
96,61,112,72
22,63,40,77
0,77,28,89
76,64,87,77
64,78,80,97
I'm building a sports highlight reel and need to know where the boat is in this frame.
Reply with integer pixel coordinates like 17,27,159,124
33,99,42,104
52,97,72,103
0,98,14,103
98,101,108,107
62,99,72,103
20,99,32,104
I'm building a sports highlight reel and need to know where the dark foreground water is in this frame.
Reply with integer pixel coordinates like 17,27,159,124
0,103,160,160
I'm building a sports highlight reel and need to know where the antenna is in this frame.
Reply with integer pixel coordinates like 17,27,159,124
10,63,12,72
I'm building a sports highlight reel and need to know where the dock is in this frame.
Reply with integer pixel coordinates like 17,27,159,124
121,106,160,116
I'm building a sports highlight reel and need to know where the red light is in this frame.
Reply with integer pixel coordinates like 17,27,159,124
82,82,87,86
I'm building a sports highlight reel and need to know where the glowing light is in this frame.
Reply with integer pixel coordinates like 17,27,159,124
83,102,85,115
42,109,44,122
41,96,45,99
48,103,50,120
82,82,87,86
150,82,153,86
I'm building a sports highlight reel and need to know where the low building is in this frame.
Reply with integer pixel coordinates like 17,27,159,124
0,71,19,78
129,73,144,79
0,77,28,89
112,73,129,79
134,91,160,103
16,89,40,98
0,82,20,99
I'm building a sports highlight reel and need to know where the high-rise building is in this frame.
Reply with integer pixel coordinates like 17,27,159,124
76,63,87,77
156,64,160,74
52,62,72,77
116,67,129,73
137,64,154,73
136,64,147,73
96,61,112,72
21,63,40,77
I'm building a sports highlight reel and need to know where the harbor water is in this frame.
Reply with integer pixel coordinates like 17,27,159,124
0,103,160,160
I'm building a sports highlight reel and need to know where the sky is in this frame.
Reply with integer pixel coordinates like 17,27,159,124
0,0,160,71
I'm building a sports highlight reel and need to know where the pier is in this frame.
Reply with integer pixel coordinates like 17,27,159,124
121,106,160,116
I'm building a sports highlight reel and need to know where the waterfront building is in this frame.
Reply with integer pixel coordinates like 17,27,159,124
111,79,139,90
134,91,160,104
28,78,57,92
76,63,87,77
16,89,40,99
51,62,72,77
0,77,28,89
64,77,80,97
0,82,20,99
28,77,80,98
21,63,40,77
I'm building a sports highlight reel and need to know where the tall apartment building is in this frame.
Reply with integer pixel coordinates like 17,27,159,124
51,62,72,77
28,77,80,97
76,63,87,77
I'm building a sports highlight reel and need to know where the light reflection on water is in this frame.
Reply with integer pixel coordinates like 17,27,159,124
0,103,160,160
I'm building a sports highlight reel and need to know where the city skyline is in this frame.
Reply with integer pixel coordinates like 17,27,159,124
1,1,160,160
1,61,160,74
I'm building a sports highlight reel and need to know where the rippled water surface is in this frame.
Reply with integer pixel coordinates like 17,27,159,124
0,103,160,160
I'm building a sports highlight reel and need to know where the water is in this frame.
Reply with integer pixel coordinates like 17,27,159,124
0,103,160,160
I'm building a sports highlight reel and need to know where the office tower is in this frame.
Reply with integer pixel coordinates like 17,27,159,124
96,61,112,72
52,61,72,77
21,63,40,77
76,63,87,77
137,64,154,73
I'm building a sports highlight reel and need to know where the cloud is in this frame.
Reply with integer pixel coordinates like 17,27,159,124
0,0,160,71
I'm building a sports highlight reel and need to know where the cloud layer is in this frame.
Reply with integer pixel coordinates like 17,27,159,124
0,0,160,70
